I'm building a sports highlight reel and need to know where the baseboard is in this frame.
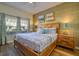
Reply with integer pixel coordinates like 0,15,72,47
7,41,13,44
75,46,79,50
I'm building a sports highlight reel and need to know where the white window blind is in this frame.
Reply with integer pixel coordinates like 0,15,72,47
5,15,17,32
20,18,28,32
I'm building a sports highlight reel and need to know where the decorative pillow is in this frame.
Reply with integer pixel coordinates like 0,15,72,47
41,29,45,34
42,28,56,34
42,28,49,34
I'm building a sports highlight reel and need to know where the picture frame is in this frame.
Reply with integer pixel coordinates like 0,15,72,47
38,15,45,23
45,12,54,22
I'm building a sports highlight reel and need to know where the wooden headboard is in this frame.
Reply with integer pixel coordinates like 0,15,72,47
42,23,60,33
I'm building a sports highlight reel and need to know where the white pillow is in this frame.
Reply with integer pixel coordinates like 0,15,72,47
37,28,43,33
48,28,56,34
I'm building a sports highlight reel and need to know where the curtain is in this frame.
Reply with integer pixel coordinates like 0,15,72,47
0,14,2,45
16,17,21,32
1,14,6,45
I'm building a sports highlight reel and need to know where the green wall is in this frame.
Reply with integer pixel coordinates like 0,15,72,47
33,3,79,48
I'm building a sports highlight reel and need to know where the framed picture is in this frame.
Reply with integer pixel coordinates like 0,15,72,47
38,15,45,23
45,12,54,22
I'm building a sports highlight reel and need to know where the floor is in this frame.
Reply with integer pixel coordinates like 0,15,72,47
0,43,79,56
50,46,79,56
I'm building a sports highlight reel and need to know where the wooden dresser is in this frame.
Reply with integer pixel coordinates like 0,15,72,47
58,34,74,49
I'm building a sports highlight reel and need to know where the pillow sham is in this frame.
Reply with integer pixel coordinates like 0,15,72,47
42,28,56,34
37,28,56,34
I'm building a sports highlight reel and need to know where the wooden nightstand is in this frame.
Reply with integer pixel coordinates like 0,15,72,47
58,34,74,49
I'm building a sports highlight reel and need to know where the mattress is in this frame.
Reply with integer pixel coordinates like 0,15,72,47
15,32,57,52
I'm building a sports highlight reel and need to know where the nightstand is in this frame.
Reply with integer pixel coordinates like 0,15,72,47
58,34,74,49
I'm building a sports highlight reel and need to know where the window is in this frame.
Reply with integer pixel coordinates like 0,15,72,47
5,15,29,33
20,18,29,32
5,15,17,33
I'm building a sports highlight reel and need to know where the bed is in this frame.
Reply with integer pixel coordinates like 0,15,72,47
14,23,60,56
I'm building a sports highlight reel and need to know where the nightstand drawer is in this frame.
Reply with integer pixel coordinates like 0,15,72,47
60,39,73,43
59,40,74,48
61,38,73,42
58,34,74,49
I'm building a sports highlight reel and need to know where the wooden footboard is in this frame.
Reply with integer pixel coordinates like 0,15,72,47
14,40,56,56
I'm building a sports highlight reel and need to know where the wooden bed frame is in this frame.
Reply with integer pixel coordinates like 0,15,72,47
14,23,60,56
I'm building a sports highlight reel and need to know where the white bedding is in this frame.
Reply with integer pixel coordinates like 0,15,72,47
15,32,57,52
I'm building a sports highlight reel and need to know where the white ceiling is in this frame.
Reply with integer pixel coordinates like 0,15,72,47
2,2,63,15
